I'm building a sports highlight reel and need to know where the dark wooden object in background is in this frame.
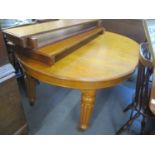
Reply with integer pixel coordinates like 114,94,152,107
0,76,28,134
0,30,8,66
102,19,145,43
0,28,28,134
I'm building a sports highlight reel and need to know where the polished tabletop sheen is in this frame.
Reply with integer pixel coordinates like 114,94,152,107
17,31,139,89
17,31,139,129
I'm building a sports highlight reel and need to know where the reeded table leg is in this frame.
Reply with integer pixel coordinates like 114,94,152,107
80,89,96,130
24,73,36,106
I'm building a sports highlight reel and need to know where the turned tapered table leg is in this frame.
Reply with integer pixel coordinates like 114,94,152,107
80,89,96,130
24,73,36,106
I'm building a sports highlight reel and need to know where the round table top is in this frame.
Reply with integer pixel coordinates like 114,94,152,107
17,31,139,89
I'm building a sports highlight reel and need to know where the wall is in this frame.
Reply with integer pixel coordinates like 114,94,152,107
102,19,146,43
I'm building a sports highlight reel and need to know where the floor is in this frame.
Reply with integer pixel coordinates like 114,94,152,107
18,73,154,135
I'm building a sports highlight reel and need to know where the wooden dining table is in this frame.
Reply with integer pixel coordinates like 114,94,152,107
16,31,139,130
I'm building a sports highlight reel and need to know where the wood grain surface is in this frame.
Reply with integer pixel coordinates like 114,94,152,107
3,20,99,38
16,31,139,89
16,27,104,65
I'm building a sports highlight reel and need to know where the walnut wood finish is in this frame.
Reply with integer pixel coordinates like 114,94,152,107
16,27,104,65
16,32,139,129
27,22,100,49
3,20,100,48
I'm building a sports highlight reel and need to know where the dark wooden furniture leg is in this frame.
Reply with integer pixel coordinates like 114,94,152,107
24,73,36,106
